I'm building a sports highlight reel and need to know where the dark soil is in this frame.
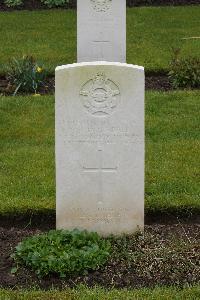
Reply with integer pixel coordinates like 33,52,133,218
0,209,200,231
146,74,173,91
127,0,200,6
0,75,55,96
0,224,199,289
0,0,199,12
0,74,173,96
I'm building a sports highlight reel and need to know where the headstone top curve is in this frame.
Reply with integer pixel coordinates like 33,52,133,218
55,62,144,72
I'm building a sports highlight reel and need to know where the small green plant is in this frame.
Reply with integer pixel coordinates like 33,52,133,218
168,48,200,89
4,0,23,7
11,229,111,278
6,56,46,95
40,0,69,8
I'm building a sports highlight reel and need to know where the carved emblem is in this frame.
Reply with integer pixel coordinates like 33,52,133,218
80,73,120,116
90,0,112,12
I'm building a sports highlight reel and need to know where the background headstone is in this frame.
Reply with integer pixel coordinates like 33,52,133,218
56,62,144,236
77,0,126,62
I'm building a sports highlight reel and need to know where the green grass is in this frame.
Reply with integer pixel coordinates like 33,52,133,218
146,91,200,212
0,6,199,74
0,91,199,215
0,95,55,213
1,285,200,300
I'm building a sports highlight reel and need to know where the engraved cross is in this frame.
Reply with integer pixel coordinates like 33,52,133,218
83,148,117,205
92,31,110,59
92,41,110,60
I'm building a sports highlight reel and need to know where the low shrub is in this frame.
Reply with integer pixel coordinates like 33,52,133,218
40,0,69,8
11,229,111,278
6,56,46,95
4,0,23,7
4,0,70,8
168,49,200,89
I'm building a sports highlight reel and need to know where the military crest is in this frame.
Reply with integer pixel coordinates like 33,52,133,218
90,0,112,12
80,73,120,116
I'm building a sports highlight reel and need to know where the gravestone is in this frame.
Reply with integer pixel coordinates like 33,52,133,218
77,0,126,62
56,62,144,235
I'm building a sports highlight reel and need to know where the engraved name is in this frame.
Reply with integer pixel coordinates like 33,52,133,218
63,120,142,144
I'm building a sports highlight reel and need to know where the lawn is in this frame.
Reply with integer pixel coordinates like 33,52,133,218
0,91,199,215
0,4,199,299
1,285,200,300
0,6,199,74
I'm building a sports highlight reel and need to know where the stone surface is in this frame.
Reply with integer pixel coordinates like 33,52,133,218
56,62,144,236
77,0,126,63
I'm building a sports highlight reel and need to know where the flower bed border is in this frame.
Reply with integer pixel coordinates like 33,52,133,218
0,0,199,12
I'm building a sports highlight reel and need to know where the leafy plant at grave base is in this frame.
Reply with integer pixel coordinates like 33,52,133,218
4,0,23,8
6,56,46,95
40,0,69,8
168,48,200,89
11,229,111,278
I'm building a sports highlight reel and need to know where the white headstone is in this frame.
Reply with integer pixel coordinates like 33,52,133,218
77,0,126,62
56,62,144,236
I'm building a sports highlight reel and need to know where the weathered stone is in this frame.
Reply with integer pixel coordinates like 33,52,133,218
77,0,126,62
56,62,144,236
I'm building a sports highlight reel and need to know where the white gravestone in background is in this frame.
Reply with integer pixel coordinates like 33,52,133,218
77,0,126,62
56,62,144,236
